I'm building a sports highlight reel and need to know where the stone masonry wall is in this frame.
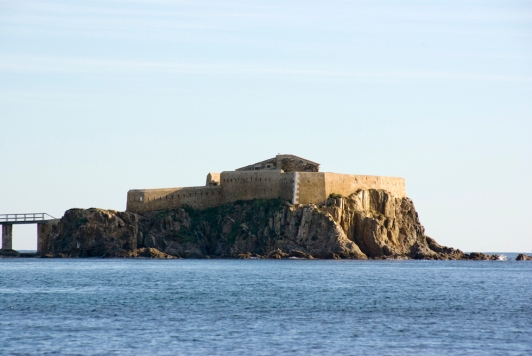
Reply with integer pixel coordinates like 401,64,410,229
323,173,406,199
294,172,326,205
220,171,294,204
127,186,222,213
206,172,221,186
126,172,406,213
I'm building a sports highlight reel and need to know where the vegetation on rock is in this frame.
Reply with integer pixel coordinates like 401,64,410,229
38,189,490,260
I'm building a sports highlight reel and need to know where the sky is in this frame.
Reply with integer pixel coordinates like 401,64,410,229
1,0,531,252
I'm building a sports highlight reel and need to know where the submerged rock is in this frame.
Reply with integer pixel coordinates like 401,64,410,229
38,189,473,260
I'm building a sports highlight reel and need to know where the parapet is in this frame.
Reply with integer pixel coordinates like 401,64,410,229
220,170,295,204
126,154,406,213
291,172,406,205
127,186,222,213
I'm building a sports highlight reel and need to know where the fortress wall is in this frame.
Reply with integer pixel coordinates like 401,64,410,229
279,172,296,202
220,171,295,204
295,173,327,205
323,173,406,198
206,172,220,186
126,170,406,213
126,186,222,213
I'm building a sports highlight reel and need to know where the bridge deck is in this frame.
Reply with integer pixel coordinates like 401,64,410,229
0,213,57,225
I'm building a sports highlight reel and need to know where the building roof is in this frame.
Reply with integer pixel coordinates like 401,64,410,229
275,154,320,165
235,154,320,171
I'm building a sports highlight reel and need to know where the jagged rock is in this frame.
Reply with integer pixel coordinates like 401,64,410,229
125,248,177,258
237,252,262,259
317,190,464,260
0,249,20,257
288,250,311,259
516,254,532,261
465,252,490,260
267,249,289,259
38,190,464,260
38,208,140,257
426,237,464,259
326,252,341,260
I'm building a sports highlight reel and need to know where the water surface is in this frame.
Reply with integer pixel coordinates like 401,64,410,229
0,259,530,355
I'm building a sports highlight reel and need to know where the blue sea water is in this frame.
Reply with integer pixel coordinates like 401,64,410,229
0,259,530,355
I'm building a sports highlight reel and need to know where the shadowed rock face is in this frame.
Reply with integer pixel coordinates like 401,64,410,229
516,254,532,261
39,189,469,259
38,209,140,257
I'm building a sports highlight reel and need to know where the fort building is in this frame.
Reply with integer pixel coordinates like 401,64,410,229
126,154,406,214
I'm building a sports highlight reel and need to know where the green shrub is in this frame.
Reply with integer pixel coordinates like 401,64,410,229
329,193,343,199
73,217,88,228
172,230,197,243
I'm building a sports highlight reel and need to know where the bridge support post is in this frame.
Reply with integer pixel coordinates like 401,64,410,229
37,222,48,255
1,224,13,250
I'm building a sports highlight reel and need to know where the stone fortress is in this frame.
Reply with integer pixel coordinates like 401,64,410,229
126,154,406,214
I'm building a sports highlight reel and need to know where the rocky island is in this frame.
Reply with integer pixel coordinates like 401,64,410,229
36,154,501,260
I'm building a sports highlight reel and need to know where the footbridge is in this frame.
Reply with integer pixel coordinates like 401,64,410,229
0,213,58,254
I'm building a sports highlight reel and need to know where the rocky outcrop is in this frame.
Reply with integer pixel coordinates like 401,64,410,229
38,189,487,260
319,190,464,260
0,250,18,257
516,254,532,261
38,208,140,257
125,247,177,258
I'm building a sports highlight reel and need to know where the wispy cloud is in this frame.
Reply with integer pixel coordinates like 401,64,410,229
1,55,530,83
2,0,531,39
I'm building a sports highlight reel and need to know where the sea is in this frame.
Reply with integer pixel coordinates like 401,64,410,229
0,256,531,355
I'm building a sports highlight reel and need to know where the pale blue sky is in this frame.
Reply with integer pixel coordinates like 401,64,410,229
1,0,531,252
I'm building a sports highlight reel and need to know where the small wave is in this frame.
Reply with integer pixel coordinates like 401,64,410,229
498,254,507,261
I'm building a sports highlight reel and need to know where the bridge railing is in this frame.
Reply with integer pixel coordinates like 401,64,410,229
0,213,57,224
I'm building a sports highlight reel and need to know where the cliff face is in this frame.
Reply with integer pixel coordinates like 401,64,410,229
320,189,464,259
39,189,465,259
